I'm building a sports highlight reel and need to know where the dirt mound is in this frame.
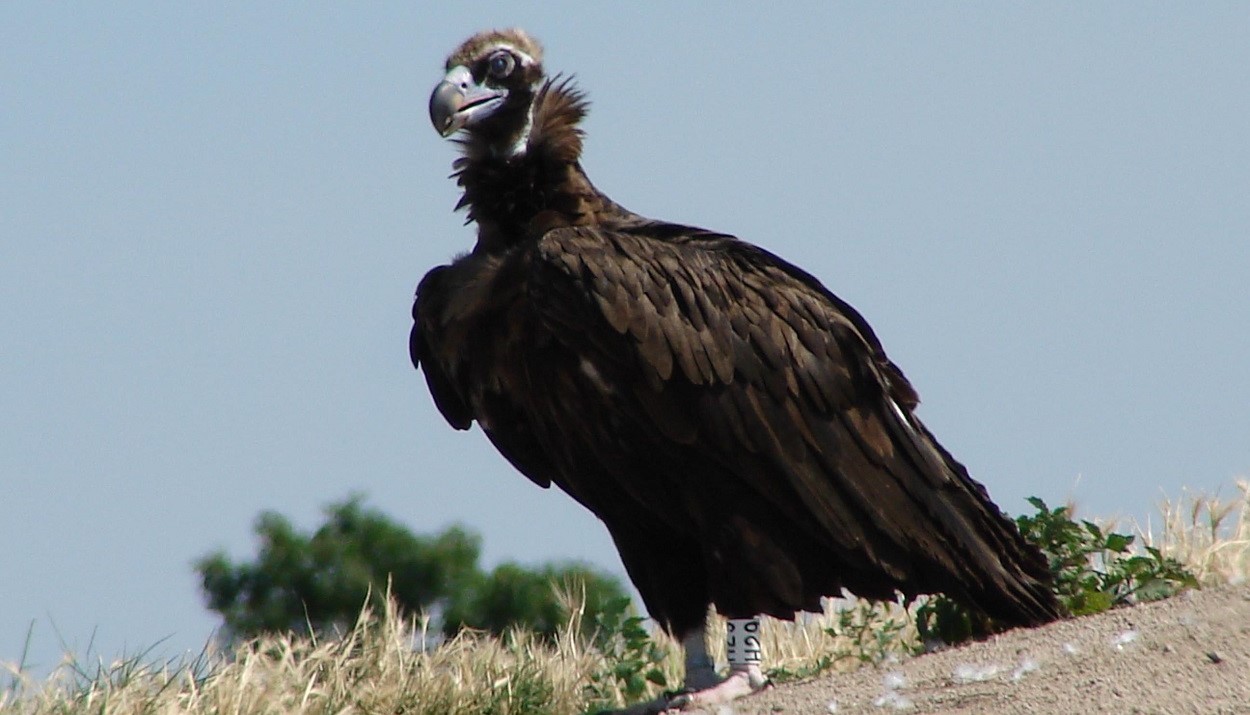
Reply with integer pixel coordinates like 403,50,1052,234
727,584,1250,714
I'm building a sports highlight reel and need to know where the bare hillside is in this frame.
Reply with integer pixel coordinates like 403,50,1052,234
722,585,1250,715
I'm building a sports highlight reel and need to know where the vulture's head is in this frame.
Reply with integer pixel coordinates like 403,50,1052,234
429,29,545,150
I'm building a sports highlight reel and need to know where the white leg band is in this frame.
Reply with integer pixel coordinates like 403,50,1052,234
726,617,762,667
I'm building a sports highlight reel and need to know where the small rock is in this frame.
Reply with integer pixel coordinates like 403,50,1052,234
1206,651,1224,664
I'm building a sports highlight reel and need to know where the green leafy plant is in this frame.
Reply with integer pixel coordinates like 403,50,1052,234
764,654,838,686
918,496,1199,645
825,598,915,666
581,596,672,712
766,598,916,685
914,594,995,648
1017,496,1198,614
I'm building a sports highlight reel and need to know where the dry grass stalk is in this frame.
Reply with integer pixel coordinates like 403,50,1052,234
1143,478,1250,586
701,597,918,681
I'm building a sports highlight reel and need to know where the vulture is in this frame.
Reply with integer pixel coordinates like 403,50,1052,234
414,28,1060,712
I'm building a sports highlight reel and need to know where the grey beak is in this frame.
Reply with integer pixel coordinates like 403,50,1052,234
429,79,466,137
429,65,507,138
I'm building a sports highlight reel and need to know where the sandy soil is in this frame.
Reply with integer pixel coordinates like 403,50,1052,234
715,584,1250,715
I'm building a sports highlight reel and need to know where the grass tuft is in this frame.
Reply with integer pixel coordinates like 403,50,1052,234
1142,479,1250,586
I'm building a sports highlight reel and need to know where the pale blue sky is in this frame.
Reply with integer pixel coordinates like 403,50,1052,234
3,4,1248,673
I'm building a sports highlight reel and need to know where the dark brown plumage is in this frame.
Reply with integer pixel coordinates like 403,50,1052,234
414,29,1061,643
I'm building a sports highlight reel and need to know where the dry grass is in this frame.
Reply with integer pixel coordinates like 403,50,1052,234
4,481,1248,715
1141,478,1250,586
708,596,917,682
2,599,612,715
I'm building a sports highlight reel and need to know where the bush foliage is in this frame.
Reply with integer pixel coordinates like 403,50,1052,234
195,495,627,642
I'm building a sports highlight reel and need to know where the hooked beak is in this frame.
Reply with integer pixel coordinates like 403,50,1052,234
429,65,506,137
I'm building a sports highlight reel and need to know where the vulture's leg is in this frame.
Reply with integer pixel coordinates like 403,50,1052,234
599,623,726,715
608,617,769,714
666,617,769,711
678,622,719,690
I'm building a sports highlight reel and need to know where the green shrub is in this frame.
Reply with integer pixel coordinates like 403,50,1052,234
581,596,672,712
918,496,1199,644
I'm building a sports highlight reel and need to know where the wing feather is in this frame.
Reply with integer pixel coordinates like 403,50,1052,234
528,225,1054,621
410,266,473,430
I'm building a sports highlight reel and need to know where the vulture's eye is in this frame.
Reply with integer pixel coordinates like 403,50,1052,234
487,51,516,79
